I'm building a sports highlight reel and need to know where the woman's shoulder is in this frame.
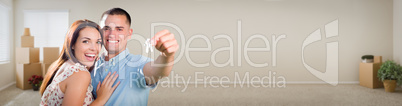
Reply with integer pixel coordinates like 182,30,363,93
63,63,91,87
67,70,91,83
66,62,88,72
55,61,91,95
58,61,90,80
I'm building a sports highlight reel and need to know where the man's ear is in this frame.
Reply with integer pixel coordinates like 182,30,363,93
128,28,133,39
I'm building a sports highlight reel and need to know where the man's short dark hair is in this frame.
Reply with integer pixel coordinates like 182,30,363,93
101,7,131,26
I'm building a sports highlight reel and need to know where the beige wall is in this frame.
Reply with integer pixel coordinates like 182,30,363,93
395,0,402,63
0,0,14,89
12,0,393,84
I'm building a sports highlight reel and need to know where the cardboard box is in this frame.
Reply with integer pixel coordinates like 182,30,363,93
16,63,42,90
374,56,382,63
43,47,59,64
359,63,383,88
16,47,40,64
42,63,51,76
21,36,34,47
21,28,34,47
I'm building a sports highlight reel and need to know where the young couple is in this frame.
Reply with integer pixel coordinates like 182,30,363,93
39,8,178,105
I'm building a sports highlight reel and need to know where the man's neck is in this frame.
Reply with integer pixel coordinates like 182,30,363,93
105,53,117,61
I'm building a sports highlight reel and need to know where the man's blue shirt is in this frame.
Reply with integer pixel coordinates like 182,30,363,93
91,49,155,106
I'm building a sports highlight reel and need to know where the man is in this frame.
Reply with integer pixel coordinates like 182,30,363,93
91,8,178,105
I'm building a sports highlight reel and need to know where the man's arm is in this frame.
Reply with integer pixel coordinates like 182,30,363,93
143,29,179,85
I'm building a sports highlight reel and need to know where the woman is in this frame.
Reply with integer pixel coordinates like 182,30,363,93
40,19,120,105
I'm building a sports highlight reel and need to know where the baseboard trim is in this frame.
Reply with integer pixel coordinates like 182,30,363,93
0,82,16,91
285,81,359,84
159,81,359,85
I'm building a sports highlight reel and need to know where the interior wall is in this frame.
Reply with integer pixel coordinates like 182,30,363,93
0,0,14,89
13,0,393,84
394,0,402,64
394,0,402,87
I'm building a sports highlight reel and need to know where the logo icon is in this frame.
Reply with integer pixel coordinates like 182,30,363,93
302,19,339,86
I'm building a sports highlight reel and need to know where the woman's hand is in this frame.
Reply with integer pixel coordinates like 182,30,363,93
94,71,120,105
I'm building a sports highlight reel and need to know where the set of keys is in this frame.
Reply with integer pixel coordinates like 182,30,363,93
144,38,153,53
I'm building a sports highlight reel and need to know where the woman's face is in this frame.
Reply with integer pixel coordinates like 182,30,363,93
73,27,102,67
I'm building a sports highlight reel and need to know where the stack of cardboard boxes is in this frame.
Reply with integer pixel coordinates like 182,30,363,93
16,28,60,90
16,28,42,90
359,56,384,88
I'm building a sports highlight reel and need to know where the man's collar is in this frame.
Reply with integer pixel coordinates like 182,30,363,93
93,48,130,77
101,48,130,63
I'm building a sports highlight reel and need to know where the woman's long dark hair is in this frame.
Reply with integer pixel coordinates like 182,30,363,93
40,19,103,95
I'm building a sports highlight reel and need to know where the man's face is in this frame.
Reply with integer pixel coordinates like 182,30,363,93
101,15,132,55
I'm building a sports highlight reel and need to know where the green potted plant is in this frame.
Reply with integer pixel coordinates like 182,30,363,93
377,60,402,92
28,75,43,91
